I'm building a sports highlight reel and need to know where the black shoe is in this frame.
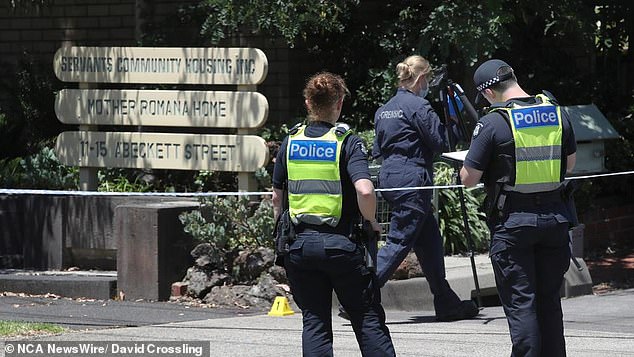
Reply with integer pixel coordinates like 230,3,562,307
436,300,479,322
337,305,350,321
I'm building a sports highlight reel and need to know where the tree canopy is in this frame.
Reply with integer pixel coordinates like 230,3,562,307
190,0,631,129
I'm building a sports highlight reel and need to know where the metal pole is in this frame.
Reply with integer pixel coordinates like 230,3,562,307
455,171,482,307
445,88,482,307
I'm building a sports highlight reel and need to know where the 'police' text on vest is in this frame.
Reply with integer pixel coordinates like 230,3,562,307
511,106,558,129
289,140,337,161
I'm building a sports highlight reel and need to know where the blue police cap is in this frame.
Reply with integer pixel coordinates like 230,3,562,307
473,59,514,104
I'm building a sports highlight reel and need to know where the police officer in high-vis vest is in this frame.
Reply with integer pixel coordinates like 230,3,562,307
272,72,395,357
460,59,577,357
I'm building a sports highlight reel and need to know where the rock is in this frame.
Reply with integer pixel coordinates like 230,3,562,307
268,265,288,284
392,251,424,280
202,273,288,310
182,246,291,309
190,243,225,269
184,266,230,299
232,247,275,284
203,285,252,308
247,273,282,302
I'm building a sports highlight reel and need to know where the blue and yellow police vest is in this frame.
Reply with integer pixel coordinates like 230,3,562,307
286,124,350,227
491,94,564,193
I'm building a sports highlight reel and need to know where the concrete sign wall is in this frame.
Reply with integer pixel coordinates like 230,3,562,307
55,131,269,172
53,46,268,85
55,89,269,128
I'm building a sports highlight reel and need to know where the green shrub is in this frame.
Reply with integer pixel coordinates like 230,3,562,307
179,196,274,251
0,146,78,189
97,173,153,192
356,129,375,156
97,168,161,192
434,161,489,255
0,157,22,188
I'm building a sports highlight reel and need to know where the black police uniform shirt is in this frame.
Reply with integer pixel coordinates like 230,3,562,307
373,88,452,174
273,121,371,236
464,96,577,195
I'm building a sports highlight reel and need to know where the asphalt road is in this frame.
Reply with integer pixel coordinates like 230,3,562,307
1,289,633,356
0,295,261,330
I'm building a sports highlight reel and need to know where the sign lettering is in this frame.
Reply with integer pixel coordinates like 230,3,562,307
56,132,268,172
55,89,268,128
54,47,268,84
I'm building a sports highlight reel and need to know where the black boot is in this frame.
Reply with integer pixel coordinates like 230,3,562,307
436,300,479,322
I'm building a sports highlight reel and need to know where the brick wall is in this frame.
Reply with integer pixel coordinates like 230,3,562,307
581,204,634,252
0,1,138,56
0,0,299,128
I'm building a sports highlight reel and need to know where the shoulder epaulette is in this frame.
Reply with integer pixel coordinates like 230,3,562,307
288,122,303,135
334,122,351,137
540,90,559,105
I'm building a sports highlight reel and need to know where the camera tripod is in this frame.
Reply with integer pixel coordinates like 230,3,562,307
431,66,483,307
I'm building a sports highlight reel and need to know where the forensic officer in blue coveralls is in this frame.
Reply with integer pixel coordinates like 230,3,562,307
460,59,577,356
272,72,395,356
371,55,478,321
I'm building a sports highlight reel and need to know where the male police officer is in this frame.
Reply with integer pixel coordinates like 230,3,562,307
460,59,577,357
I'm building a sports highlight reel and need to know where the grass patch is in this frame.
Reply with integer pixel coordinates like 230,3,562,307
0,320,65,337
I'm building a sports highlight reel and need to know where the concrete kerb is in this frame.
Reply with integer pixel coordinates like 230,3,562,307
0,255,593,309
362,254,497,312
335,254,593,312
0,270,116,300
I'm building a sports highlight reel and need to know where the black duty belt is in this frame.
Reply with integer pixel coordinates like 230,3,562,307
504,189,564,210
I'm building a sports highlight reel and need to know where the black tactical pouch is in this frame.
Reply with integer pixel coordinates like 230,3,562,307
274,209,295,267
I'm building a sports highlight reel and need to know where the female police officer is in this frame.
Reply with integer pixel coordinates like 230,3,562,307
372,55,478,321
272,72,396,356
461,59,577,356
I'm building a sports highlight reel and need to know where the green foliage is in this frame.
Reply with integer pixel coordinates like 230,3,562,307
254,167,272,191
95,168,239,193
423,1,513,67
356,129,375,157
347,69,398,128
434,162,489,255
0,146,78,190
189,0,359,45
179,197,275,251
258,123,289,142
595,5,630,55
97,170,153,193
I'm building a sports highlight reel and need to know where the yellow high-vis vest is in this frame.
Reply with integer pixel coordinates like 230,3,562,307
492,94,564,193
287,125,350,227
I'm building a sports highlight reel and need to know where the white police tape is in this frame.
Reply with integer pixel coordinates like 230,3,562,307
565,170,634,181
376,183,481,192
0,188,273,197
0,170,633,197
